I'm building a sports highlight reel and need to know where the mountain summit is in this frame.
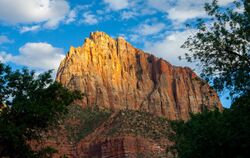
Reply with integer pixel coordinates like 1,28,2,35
56,31,222,120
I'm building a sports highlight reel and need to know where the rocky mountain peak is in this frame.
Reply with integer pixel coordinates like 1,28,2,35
56,31,222,120
89,31,113,41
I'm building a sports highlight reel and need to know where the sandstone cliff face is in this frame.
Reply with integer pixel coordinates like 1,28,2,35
56,31,222,120
77,135,172,158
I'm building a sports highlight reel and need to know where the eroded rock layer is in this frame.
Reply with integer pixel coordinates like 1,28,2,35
56,31,222,120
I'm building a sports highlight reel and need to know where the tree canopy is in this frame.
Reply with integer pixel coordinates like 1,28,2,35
182,0,250,97
0,62,82,158
171,91,250,158
171,1,250,157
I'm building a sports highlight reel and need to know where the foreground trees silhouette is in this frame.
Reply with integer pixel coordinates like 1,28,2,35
0,62,82,158
172,0,250,157
171,92,250,158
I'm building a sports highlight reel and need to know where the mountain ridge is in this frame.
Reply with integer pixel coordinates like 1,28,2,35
56,31,222,120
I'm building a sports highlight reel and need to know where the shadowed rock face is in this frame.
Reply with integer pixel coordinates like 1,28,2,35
56,31,222,120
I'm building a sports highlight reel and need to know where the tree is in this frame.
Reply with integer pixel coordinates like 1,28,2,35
171,91,250,158
171,82,250,158
0,62,82,158
171,1,250,157
181,0,250,97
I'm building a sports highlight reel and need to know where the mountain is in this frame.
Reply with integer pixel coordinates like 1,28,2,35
32,31,224,158
56,31,222,120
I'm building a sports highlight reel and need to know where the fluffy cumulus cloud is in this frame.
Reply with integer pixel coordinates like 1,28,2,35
103,0,129,10
0,35,13,44
0,42,65,70
0,0,70,30
144,30,196,67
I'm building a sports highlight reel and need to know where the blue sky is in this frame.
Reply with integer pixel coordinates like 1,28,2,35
0,0,234,107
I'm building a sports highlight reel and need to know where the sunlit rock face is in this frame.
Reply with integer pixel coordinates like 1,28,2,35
56,31,222,120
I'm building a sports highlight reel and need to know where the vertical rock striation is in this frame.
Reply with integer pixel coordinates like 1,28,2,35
56,31,222,120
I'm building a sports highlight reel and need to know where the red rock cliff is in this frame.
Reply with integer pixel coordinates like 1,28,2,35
56,31,222,120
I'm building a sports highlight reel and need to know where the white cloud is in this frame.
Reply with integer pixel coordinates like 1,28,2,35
129,34,140,42
168,8,206,23
0,35,13,44
0,51,12,63
0,42,65,70
218,0,234,5
147,0,172,12
20,25,41,33
64,4,92,24
147,0,204,22
147,0,234,22
121,11,138,20
0,0,70,29
101,0,234,23
65,10,77,24
81,12,99,25
140,8,157,16
137,22,166,36
103,0,129,10
144,30,196,67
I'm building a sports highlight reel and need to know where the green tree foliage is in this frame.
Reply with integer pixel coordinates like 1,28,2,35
0,62,82,158
171,1,250,157
181,0,250,97
171,92,250,158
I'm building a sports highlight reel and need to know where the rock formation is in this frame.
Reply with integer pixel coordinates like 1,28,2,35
56,31,222,120
32,109,175,158
34,32,224,157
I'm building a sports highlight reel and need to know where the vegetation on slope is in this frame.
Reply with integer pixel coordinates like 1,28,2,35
64,105,112,143
106,110,175,157
107,110,171,141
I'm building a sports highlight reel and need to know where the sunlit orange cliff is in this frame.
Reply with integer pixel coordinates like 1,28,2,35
56,31,222,120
